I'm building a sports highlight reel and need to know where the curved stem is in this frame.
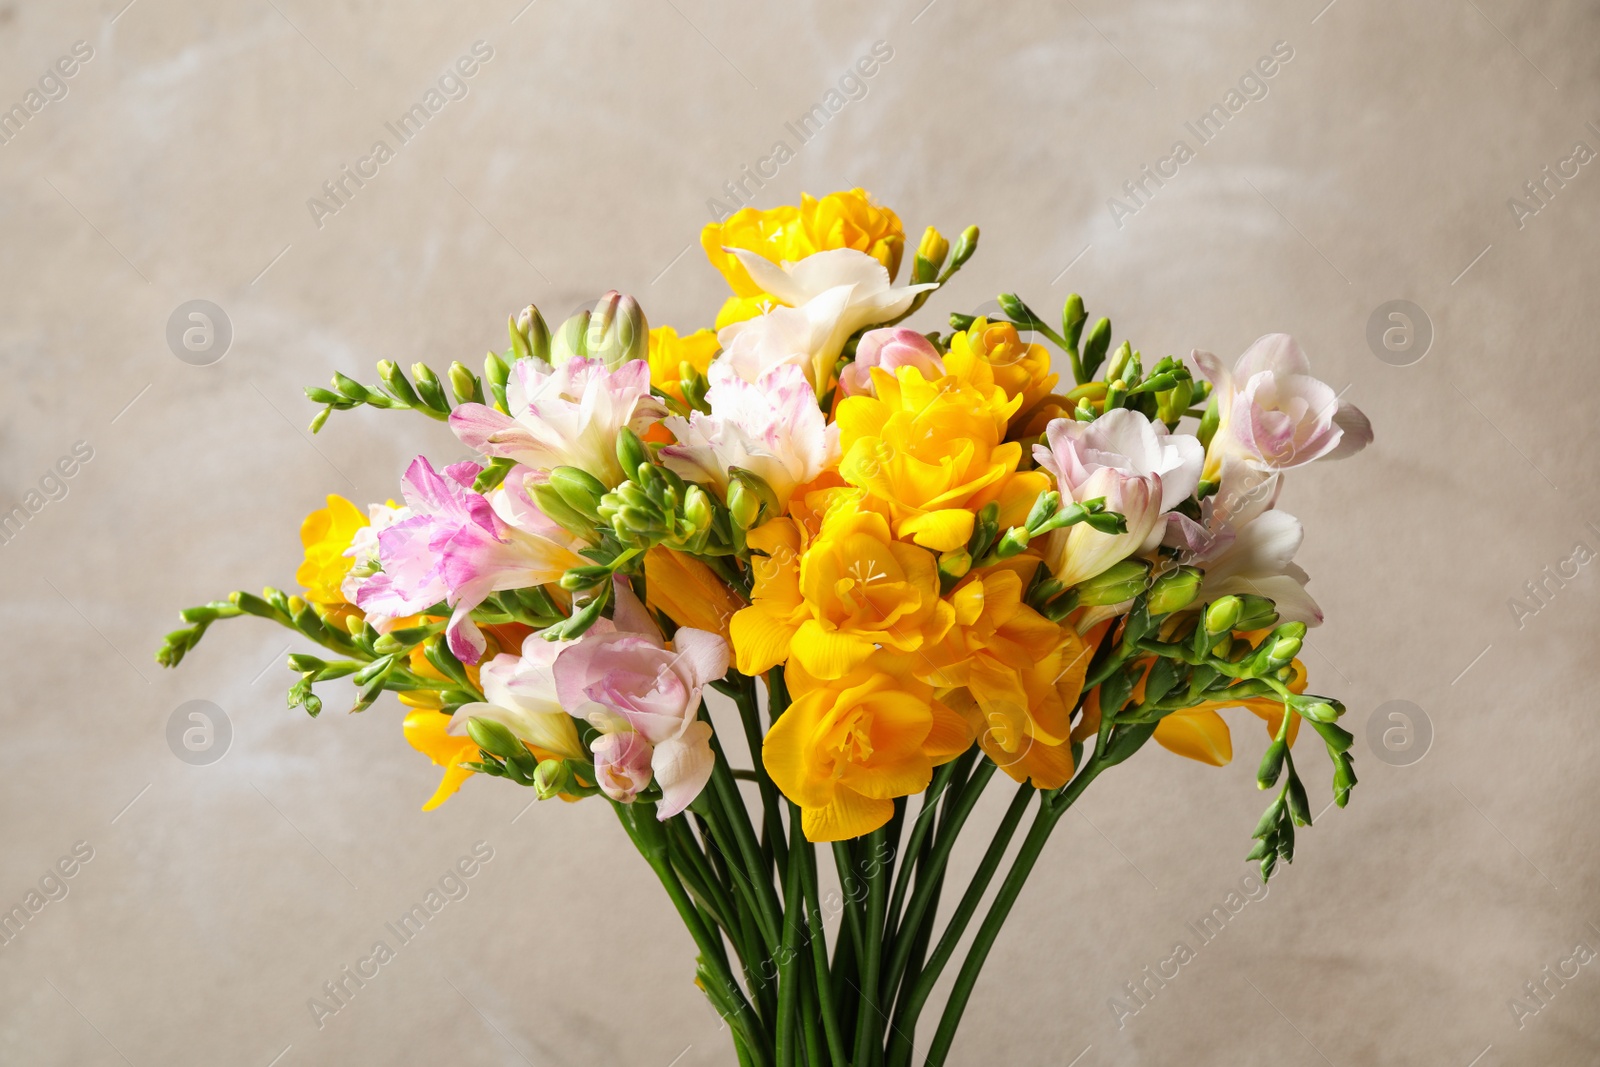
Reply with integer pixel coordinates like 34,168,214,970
616,802,771,1067
884,781,1034,1067
852,826,890,1067
923,754,1115,1067
878,760,996,1024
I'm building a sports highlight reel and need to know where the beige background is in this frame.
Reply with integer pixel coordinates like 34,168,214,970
3,0,1598,1063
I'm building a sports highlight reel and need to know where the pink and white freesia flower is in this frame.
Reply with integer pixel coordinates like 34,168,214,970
554,582,730,819
341,500,409,605
717,248,936,396
1192,508,1322,626
1033,409,1204,588
837,328,946,398
448,632,588,762
449,356,667,487
355,457,585,663
659,362,839,510
1192,334,1373,478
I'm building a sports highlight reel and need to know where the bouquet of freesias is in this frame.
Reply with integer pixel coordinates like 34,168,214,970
159,189,1372,1066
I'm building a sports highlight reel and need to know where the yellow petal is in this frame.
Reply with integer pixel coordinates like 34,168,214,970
898,508,975,553
730,604,799,676
1153,710,1233,767
790,620,876,680
802,790,894,843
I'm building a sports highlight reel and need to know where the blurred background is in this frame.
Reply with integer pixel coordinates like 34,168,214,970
3,0,1598,1063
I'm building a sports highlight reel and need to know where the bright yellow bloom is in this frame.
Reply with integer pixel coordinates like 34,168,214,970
647,326,719,406
836,366,1050,552
944,319,1058,430
403,709,480,811
643,546,743,641
730,492,954,679
296,495,367,605
922,561,1090,788
764,651,971,842
701,189,905,327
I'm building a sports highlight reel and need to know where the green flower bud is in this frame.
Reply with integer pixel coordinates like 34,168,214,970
550,309,591,366
993,527,1031,559
377,360,422,407
530,481,593,534
466,716,525,761
534,759,571,800
1204,596,1243,635
510,305,551,363
1080,318,1112,380
586,290,648,369
1147,565,1203,615
448,361,481,406
549,466,607,521
411,363,450,414
1265,635,1302,669
1197,396,1221,452
559,565,613,593
1062,293,1087,353
938,549,972,587
1074,560,1150,606
1297,701,1342,724
949,225,980,269
1257,738,1287,790
727,477,763,530
1234,595,1279,632
616,427,649,482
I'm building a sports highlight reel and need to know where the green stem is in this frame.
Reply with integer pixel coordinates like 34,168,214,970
884,758,964,946
924,755,1114,1067
734,672,789,886
616,803,771,1067
885,781,1034,1067
776,810,808,1067
852,826,890,1067
878,760,996,1025
801,832,849,1066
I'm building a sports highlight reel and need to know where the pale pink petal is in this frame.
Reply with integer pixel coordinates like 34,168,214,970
652,721,715,819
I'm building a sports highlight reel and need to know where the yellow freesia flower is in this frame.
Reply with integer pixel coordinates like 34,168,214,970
944,319,1058,428
701,189,905,328
836,366,1050,552
764,651,971,842
643,546,743,640
922,561,1090,788
646,326,719,407
403,708,481,811
729,491,953,679
296,494,367,606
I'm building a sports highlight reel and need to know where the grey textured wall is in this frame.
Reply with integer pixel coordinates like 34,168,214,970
2,1,1598,1064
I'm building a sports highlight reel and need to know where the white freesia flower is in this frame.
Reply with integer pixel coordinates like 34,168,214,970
659,362,839,510
1192,333,1372,478
1033,409,1204,587
717,248,936,396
